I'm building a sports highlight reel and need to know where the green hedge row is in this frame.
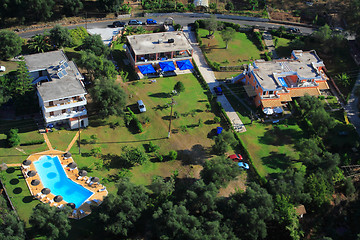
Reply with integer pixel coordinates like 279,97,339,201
126,107,144,133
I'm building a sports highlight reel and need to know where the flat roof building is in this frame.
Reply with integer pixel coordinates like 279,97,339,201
24,50,88,129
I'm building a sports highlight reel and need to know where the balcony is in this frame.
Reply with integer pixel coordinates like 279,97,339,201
45,109,87,123
44,97,87,113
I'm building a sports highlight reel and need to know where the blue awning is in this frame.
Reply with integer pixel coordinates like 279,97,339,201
138,64,156,74
159,61,176,72
176,60,193,70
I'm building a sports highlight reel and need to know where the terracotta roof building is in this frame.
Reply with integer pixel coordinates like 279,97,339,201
238,50,330,109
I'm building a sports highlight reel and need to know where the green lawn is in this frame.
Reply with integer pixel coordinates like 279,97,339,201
223,84,304,177
1,167,40,226
0,60,19,76
198,28,262,66
274,37,292,58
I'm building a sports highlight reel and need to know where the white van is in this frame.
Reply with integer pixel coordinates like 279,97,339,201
137,100,146,113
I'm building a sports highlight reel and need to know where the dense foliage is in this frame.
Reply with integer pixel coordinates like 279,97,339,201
0,197,25,240
0,30,22,60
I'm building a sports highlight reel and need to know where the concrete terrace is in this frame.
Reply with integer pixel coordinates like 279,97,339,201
21,134,108,220
183,26,246,133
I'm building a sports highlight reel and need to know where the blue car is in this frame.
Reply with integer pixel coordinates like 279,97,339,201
213,86,223,95
146,19,157,25
216,127,223,135
238,162,249,170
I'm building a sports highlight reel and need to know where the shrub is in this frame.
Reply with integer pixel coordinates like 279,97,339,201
214,116,221,123
155,151,164,162
6,129,20,147
91,147,102,157
69,27,89,46
168,150,177,160
21,139,44,146
121,146,149,166
148,141,160,152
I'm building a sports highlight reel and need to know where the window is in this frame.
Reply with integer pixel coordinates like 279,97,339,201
269,91,274,95
256,84,258,89
263,91,266,95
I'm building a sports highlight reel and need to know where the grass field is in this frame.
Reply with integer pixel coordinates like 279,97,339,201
198,28,262,66
274,37,292,58
223,84,305,177
0,60,19,76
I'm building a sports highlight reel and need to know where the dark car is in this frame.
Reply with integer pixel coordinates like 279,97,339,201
128,19,143,25
213,86,223,95
287,27,300,33
146,19,157,25
112,21,126,27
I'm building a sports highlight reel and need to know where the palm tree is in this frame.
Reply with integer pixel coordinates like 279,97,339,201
28,34,52,53
336,73,350,87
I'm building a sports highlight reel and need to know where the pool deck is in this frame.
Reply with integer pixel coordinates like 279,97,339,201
22,149,108,219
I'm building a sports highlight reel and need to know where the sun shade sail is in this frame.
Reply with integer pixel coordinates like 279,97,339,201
176,60,193,70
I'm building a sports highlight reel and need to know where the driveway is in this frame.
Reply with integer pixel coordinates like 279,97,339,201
345,72,360,136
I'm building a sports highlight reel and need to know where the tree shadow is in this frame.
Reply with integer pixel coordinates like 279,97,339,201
258,127,301,146
10,178,19,185
148,92,171,98
179,144,210,165
205,120,215,125
23,196,35,203
261,151,294,172
195,109,203,113
89,118,107,127
13,187,22,194
6,167,15,173
102,153,131,169
198,100,208,102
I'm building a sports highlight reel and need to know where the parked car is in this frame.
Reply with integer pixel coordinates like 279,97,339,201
146,19,157,25
216,127,223,135
128,19,143,25
238,162,250,170
228,154,243,162
287,27,300,33
0,66,5,72
112,21,126,27
137,100,146,113
213,86,223,95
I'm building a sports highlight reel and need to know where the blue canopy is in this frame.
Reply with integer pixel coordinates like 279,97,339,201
176,60,193,70
138,64,156,74
159,61,176,72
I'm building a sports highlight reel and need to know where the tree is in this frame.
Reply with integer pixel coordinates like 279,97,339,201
174,81,185,94
27,34,52,53
0,211,26,240
49,25,72,48
6,128,20,147
200,156,241,188
305,173,332,210
204,15,218,36
82,35,110,56
97,0,124,12
223,182,274,239
0,30,22,60
185,180,218,216
354,85,360,97
220,27,236,49
297,94,323,117
94,179,148,237
29,204,71,240
212,135,230,155
149,176,175,204
310,108,336,137
121,146,148,166
76,51,117,80
26,0,55,22
225,2,234,11
90,78,127,116
312,24,332,43
14,61,33,96
336,73,350,87
62,0,83,16
249,0,259,10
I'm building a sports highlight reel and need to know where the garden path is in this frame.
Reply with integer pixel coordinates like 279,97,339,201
183,26,246,133
42,133,53,150
262,31,278,59
66,131,81,152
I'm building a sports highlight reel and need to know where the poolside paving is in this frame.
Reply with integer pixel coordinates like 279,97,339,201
22,149,108,219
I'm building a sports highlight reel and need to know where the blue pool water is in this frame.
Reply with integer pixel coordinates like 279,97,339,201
278,77,288,87
33,155,93,208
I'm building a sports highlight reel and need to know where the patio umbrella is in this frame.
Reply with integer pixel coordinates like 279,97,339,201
67,203,76,209
27,170,37,177
263,108,274,115
41,188,51,195
273,107,283,114
68,162,77,169
54,195,63,202
176,60,194,70
91,177,100,183
63,152,72,158
159,61,176,72
79,170,87,176
31,179,40,186
138,64,156,74
22,160,32,166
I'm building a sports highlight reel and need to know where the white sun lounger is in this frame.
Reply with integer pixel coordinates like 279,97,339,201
53,203,58,207
79,209,85,215
49,199,54,204
98,188,106,192
93,199,101,204
85,200,92,205
86,178,91,184
72,210,77,216
77,176,83,180
89,182,94,186
58,204,64,209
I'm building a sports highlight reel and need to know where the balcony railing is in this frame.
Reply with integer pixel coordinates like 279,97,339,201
45,109,87,123
44,98,87,113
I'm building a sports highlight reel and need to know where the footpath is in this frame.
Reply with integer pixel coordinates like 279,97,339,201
183,26,246,133
262,31,278,59
345,72,360,136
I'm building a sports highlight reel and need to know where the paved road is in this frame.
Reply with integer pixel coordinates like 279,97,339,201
183,26,246,133
18,15,316,39
345,72,360,136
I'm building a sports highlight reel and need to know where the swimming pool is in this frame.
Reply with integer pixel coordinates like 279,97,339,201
33,155,93,208
278,77,289,88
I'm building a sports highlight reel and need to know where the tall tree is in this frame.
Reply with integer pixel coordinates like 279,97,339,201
0,30,22,60
204,15,218,36
26,0,55,22
29,204,71,240
93,179,149,237
97,0,124,12
27,34,52,53
200,156,241,188
120,146,149,166
62,0,83,16
336,73,350,87
76,51,117,80
49,25,73,48
6,128,20,147
0,211,26,240
310,108,335,137
90,78,127,117
173,81,185,94
220,27,236,49
14,61,33,96
82,34,110,56
305,173,332,210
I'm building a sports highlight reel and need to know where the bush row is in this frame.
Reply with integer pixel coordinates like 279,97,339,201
125,107,144,133
20,139,44,146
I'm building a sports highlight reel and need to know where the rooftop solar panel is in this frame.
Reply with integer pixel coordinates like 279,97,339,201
60,64,66,70
61,69,68,76
57,72,63,78
64,62,69,68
